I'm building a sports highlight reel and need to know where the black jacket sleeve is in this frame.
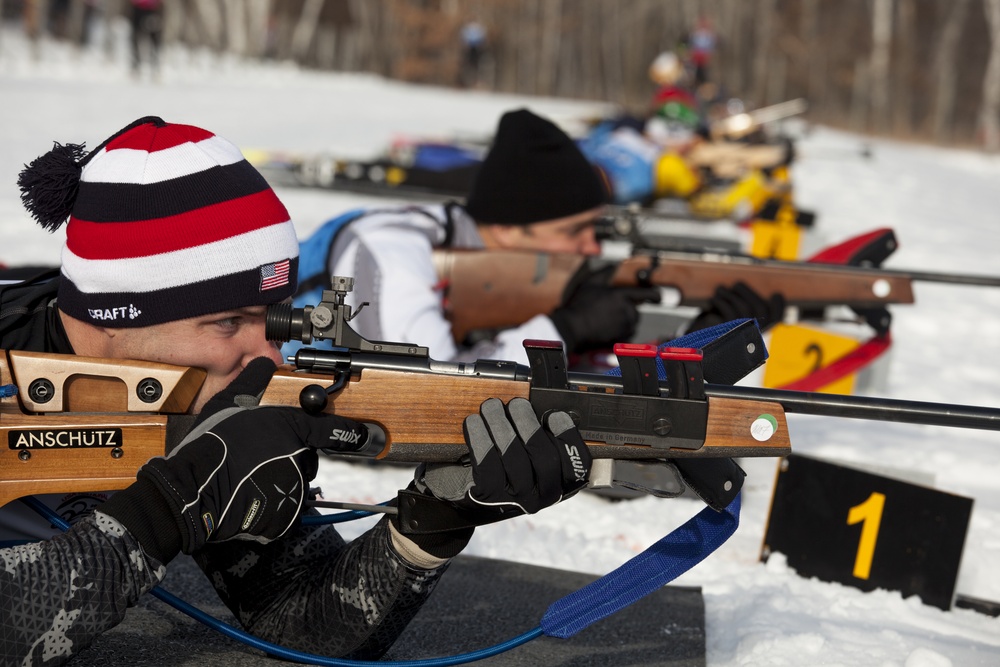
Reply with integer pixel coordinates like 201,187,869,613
194,516,449,659
0,511,167,665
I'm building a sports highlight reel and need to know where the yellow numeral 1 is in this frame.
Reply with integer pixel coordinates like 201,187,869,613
847,492,885,579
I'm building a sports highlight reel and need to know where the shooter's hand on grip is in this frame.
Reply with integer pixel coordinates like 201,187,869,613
102,358,369,562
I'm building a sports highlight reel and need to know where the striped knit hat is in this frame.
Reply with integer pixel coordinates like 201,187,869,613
17,116,299,327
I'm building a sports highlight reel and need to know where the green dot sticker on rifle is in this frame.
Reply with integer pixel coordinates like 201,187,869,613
751,414,778,441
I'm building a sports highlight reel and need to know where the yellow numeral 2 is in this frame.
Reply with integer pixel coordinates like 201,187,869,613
847,492,885,580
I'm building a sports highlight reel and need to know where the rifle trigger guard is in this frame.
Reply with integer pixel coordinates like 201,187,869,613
299,370,349,415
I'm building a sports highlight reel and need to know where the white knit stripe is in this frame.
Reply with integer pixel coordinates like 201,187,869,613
62,222,300,294
80,135,245,185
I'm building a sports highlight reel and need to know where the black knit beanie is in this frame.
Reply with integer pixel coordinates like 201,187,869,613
464,109,608,225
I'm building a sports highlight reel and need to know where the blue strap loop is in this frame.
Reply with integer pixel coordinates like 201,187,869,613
541,492,739,638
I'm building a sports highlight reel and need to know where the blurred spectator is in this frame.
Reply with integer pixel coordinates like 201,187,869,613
686,14,717,86
459,18,486,88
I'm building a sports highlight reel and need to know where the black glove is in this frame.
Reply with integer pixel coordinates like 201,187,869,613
550,266,661,353
102,357,371,562
688,281,785,333
394,398,593,557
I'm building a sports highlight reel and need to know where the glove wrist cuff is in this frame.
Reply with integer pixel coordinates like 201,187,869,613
99,477,183,564
387,521,457,569
391,491,476,560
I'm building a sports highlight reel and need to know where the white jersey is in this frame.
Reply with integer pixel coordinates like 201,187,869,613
326,203,563,365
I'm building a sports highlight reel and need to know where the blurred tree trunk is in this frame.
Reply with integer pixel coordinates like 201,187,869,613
193,0,225,52
981,0,1000,151
537,0,561,97
25,0,49,43
930,0,970,142
851,57,869,132
869,0,892,133
66,0,87,45
291,0,324,60
719,0,745,98
601,1,624,103
101,0,123,57
245,0,272,58
752,0,777,106
223,0,247,56
892,0,915,136
766,53,787,106
800,0,822,109
579,1,600,100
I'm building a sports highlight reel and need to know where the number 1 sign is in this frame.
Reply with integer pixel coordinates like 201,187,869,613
761,453,973,611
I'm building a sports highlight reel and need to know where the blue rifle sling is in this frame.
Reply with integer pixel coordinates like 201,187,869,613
541,319,763,638
540,493,740,639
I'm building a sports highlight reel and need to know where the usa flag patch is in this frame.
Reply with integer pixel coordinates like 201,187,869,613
260,259,291,291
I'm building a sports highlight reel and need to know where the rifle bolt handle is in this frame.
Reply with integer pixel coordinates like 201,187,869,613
299,384,329,415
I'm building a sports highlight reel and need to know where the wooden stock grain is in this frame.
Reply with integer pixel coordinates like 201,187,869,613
260,368,791,462
0,415,168,508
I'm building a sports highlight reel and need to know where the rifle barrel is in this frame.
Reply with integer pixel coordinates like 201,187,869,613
898,269,1000,288
705,384,1000,432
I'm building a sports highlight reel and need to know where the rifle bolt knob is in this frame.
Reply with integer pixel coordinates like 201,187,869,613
299,385,329,415
18,451,30,461
111,448,124,459
653,418,672,436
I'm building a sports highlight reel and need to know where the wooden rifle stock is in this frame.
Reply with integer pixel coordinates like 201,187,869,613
0,346,790,508
610,253,914,307
434,248,914,342
0,350,205,508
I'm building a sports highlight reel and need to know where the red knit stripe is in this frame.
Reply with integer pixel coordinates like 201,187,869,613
66,189,290,260
105,122,216,153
